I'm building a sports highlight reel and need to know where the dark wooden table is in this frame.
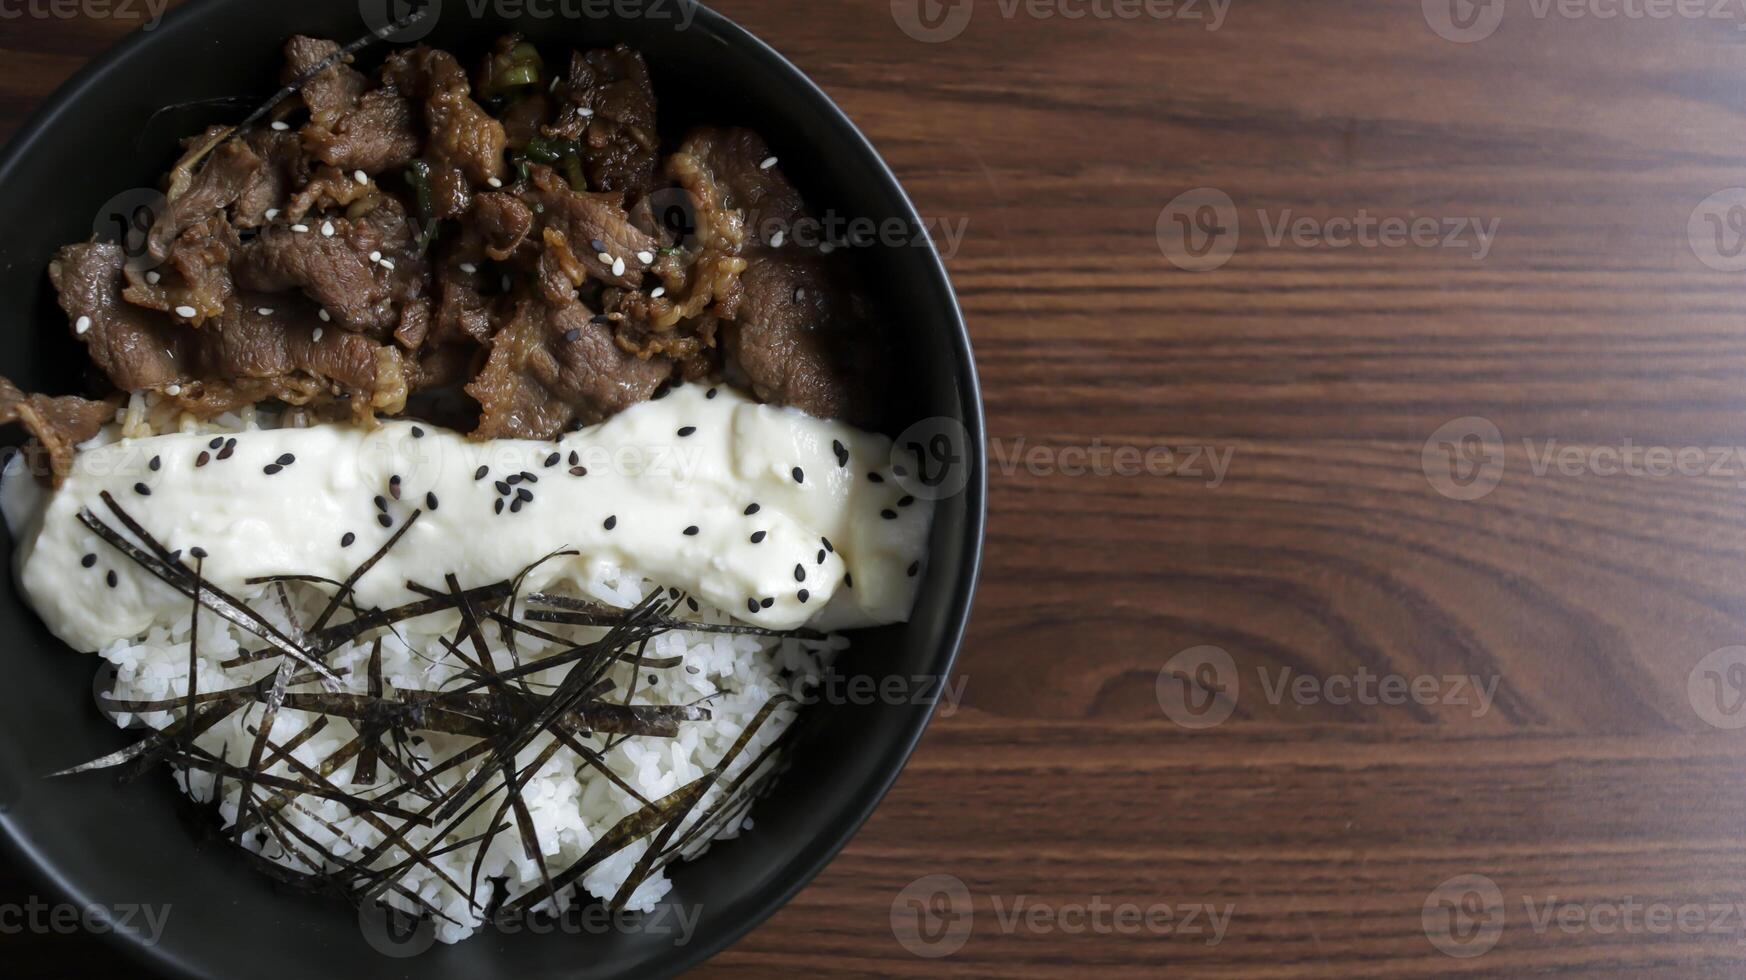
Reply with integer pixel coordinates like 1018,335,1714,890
12,0,1746,975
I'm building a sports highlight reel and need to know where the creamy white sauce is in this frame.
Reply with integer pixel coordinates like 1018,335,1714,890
8,384,931,653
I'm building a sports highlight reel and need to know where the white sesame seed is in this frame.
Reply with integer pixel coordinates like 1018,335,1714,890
380,258,395,271
579,107,594,118
488,177,504,189
75,315,91,335
265,209,280,220
165,384,182,396
611,256,626,277
319,309,331,322
460,262,478,274
145,271,161,285
312,327,324,342
650,286,666,299
759,156,778,170
597,252,614,265
795,288,806,301
271,121,290,131
369,251,383,263
292,224,309,234
636,250,655,265
770,230,785,247
258,307,274,316
175,305,198,318
321,221,335,237
354,170,369,185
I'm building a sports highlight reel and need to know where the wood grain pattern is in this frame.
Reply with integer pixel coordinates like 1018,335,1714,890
11,0,1746,975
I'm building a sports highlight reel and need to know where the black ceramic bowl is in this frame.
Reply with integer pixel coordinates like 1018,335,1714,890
0,2,984,976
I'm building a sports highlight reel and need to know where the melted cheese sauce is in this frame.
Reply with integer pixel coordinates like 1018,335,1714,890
6,384,931,653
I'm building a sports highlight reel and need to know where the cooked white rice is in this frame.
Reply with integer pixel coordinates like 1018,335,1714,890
86,395,845,944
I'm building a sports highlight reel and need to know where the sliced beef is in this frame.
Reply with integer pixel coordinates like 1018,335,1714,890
548,45,659,197
0,377,120,486
683,126,805,249
725,254,880,425
125,215,238,324
307,86,421,175
386,47,507,186
235,199,426,336
524,165,656,290
474,192,534,260
51,243,194,392
148,133,260,262
235,128,306,228
466,299,670,439
285,35,367,132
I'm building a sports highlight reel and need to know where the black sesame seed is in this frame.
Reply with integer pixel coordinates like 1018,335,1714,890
81,553,96,568
683,526,700,536
166,550,181,563
893,464,908,478
520,471,539,484
647,673,658,686
426,492,439,510
208,437,223,450
868,472,884,483
744,503,760,516
568,450,579,466
341,533,355,548
589,314,612,325
149,455,162,471
378,514,393,528
374,495,389,512
134,482,151,496
516,488,533,503
196,451,210,467
495,499,506,515
844,573,854,588
798,589,810,604
277,453,295,466
590,238,606,253
794,564,806,582
389,475,402,499
411,426,425,438
686,597,699,612
791,467,805,484
474,465,489,481
833,440,848,466
760,597,774,609
677,426,696,438
822,537,834,553
750,530,767,544
706,388,718,399
651,384,670,400
747,598,759,614
817,549,826,565
669,587,681,600
908,561,921,577
563,328,582,343
218,439,236,460
106,570,118,588
899,495,915,507
604,515,617,530
510,498,524,513
190,546,208,559
263,464,283,476
496,480,512,495
570,466,588,477
881,509,898,520
545,452,561,467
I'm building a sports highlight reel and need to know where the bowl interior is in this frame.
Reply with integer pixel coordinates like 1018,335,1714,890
0,2,983,977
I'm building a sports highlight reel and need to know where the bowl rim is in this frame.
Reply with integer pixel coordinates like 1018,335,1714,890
0,1,987,977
